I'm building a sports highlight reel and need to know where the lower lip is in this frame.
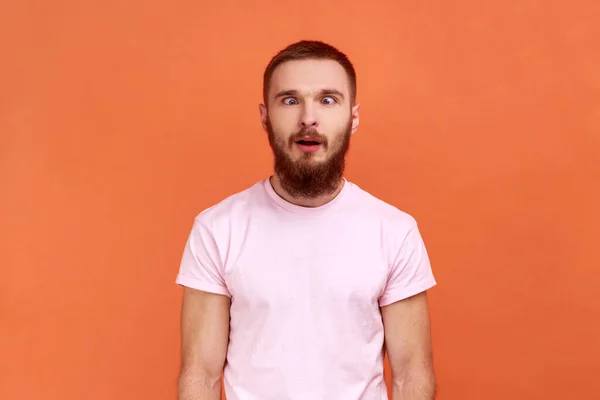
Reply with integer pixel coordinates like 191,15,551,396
296,143,322,153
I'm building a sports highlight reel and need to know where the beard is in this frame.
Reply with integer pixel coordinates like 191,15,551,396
266,117,352,199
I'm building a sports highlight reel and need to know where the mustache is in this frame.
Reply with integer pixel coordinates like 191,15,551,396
288,128,328,144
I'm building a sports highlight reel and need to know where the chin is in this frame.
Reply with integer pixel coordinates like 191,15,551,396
299,153,326,163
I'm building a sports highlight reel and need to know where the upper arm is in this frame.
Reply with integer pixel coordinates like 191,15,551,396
176,217,231,377
379,220,436,384
378,222,436,308
180,286,230,377
381,291,434,382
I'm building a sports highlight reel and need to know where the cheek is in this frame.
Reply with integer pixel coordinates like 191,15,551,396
321,113,351,136
270,107,299,129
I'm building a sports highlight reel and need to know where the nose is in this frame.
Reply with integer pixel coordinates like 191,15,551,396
300,103,318,128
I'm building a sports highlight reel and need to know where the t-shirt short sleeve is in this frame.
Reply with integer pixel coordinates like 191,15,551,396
379,222,436,307
175,218,231,297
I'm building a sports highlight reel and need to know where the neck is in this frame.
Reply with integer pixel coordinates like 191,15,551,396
269,174,345,208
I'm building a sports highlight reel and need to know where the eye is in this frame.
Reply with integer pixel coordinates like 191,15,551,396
321,96,336,105
283,97,298,105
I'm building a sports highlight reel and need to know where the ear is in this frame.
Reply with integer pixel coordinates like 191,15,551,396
259,103,268,132
351,103,360,134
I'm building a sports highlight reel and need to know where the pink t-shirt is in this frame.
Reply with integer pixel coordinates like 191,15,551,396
176,178,436,400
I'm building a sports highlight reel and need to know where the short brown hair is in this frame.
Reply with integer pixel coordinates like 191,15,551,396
262,40,357,105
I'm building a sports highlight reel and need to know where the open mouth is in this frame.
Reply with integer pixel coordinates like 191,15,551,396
295,137,323,153
296,139,321,146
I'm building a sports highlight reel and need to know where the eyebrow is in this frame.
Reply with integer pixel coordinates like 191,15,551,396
274,88,346,100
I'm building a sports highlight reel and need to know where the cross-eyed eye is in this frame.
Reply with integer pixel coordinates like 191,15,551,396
321,96,336,105
283,97,298,105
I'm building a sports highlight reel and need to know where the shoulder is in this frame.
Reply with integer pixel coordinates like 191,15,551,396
191,179,266,232
346,180,418,235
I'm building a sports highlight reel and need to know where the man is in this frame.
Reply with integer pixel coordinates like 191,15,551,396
176,40,437,400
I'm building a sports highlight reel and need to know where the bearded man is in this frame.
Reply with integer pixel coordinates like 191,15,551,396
176,40,437,400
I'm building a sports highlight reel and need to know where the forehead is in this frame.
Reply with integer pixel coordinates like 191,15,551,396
269,59,350,98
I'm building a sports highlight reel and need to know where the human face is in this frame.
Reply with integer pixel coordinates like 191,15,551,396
260,59,360,198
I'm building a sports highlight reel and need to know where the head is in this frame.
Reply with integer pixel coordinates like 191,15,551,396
259,40,360,199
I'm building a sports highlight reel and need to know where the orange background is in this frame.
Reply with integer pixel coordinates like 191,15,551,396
1,1,599,399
